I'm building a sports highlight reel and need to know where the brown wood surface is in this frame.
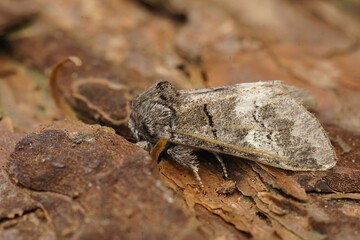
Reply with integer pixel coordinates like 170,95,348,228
0,1,360,239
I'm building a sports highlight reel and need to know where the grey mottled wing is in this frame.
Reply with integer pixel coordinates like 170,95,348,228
170,81,336,171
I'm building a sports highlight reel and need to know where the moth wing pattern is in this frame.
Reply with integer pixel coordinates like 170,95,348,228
170,81,337,171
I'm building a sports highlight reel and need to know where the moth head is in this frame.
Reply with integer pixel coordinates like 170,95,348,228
129,81,178,149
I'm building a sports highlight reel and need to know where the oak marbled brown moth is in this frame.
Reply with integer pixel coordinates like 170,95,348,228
128,81,337,187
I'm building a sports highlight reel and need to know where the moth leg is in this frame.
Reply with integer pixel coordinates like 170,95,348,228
167,145,204,189
136,141,151,151
190,165,204,190
213,152,228,179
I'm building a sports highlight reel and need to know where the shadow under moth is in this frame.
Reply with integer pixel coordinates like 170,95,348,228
129,81,337,188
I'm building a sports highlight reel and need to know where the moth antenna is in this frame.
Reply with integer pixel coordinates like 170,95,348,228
213,153,229,179
190,165,204,190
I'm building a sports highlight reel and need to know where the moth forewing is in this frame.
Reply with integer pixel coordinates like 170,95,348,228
169,131,335,171
170,82,337,171
169,130,290,164
178,81,314,109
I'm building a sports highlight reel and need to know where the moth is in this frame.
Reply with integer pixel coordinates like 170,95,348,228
128,81,337,187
